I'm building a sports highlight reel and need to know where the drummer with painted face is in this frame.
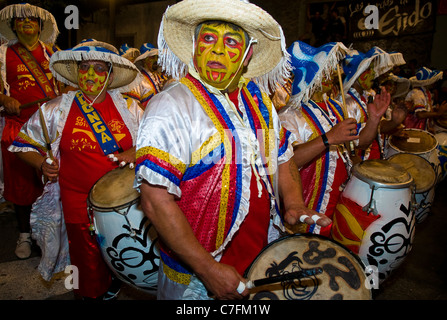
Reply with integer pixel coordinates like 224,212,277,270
135,0,330,300
9,40,143,300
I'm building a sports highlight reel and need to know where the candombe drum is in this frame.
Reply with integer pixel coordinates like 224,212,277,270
331,160,416,283
244,234,372,300
433,117,447,134
385,128,441,183
88,167,160,292
388,153,437,223
434,131,447,181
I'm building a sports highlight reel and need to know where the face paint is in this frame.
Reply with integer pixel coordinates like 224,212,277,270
14,17,40,37
358,65,376,90
144,56,158,72
193,22,247,89
77,62,110,96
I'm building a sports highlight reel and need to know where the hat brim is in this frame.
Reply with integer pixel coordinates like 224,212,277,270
410,71,443,87
161,0,285,80
49,47,142,93
0,3,59,44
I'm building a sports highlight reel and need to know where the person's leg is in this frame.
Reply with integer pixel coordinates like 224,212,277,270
14,204,32,259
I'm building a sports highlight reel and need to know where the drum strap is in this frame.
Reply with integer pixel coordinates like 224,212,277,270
73,91,122,155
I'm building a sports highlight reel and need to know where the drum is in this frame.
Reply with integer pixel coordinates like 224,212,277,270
385,128,441,182
434,132,447,181
388,153,436,223
88,167,160,292
331,160,416,283
433,117,447,133
244,234,372,300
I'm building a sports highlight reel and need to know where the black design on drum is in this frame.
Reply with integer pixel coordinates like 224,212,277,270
105,216,160,288
252,251,319,300
366,202,415,280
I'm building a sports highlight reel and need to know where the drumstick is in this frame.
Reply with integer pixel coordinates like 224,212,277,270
38,103,54,162
245,267,323,290
336,64,356,157
0,96,51,113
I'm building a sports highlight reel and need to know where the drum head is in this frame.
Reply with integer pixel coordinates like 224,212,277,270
435,117,447,130
388,153,436,193
89,167,139,209
389,129,437,153
353,159,413,188
244,234,372,300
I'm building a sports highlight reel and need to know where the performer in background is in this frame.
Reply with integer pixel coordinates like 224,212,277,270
0,3,61,259
279,41,390,237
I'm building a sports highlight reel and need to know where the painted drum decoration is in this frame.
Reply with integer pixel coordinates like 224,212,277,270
388,153,436,223
244,234,372,300
331,160,416,283
434,131,447,182
385,128,441,182
88,167,160,292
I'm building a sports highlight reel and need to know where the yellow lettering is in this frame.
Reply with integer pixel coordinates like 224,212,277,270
92,122,106,133
87,112,100,123
101,132,112,143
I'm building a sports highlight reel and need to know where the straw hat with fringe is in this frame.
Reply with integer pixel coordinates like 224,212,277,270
379,73,411,99
0,3,59,44
409,67,443,87
342,47,405,93
119,43,140,61
49,45,142,93
134,43,158,68
157,0,291,93
286,41,353,108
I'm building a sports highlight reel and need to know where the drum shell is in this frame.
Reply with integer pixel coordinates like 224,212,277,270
435,132,447,181
332,173,416,283
384,129,441,182
91,199,160,292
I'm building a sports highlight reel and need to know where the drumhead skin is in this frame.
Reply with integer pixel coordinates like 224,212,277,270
88,167,139,210
388,153,436,193
389,129,437,154
244,234,372,300
353,159,413,188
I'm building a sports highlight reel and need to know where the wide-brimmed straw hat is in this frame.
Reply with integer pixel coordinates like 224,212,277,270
158,0,291,93
134,43,158,67
409,67,443,87
0,3,59,44
49,45,142,93
342,47,405,93
379,73,411,98
119,43,140,61
287,41,352,107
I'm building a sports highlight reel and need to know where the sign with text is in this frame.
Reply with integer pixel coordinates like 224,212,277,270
348,0,435,40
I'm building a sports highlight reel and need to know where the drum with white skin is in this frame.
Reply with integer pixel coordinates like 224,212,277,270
88,167,160,292
385,128,441,182
331,160,416,283
388,153,436,223
434,131,447,181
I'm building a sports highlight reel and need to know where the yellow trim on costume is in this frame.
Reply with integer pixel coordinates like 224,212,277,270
191,132,222,165
162,261,191,285
136,146,187,173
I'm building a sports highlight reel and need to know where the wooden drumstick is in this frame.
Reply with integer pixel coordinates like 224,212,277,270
38,103,54,162
336,64,356,157
245,267,323,290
